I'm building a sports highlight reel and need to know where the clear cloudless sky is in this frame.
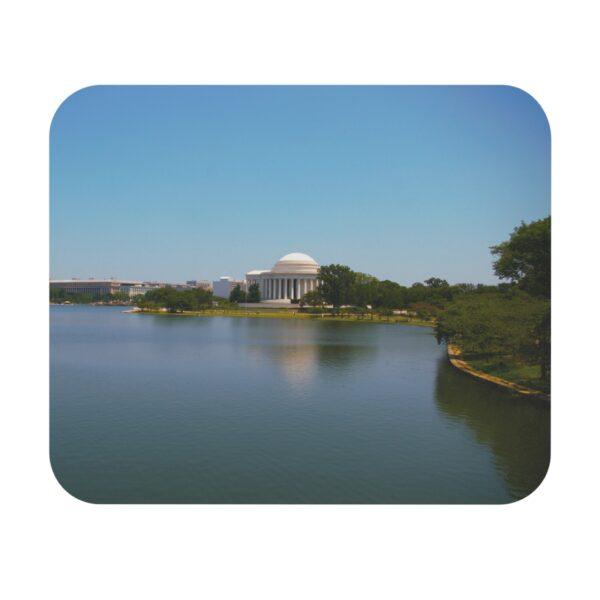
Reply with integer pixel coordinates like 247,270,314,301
50,86,550,284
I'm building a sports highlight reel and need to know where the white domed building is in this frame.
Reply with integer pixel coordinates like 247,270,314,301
246,252,319,303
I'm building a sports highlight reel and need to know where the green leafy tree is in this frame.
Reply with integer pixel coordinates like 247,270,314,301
370,280,407,309
110,292,131,302
318,264,356,309
535,307,551,380
435,289,550,386
246,282,261,303
229,284,247,303
491,217,550,298
350,273,379,308
137,285,214,311
424,277,449,288
299,288,324,308
405,282,427,305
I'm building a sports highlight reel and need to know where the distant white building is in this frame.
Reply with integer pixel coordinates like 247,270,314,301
246,252,319,303
119,283,161,297
212,276,246,299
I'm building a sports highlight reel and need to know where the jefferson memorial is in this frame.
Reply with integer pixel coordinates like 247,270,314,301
246,252,319,303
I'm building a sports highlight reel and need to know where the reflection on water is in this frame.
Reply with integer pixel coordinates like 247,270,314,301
434,357,550,500
51,306,550,503
239,317,378,384
247,341,377,383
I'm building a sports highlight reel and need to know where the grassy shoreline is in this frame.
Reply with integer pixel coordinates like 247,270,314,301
447,344,549,397
133,307,435,327
467,356,550,395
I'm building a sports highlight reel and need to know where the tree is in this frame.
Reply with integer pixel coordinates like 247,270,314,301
299,289,324,308
137,286,214,311
350,273,379,308
405,282,427,305
424,277,449,288
371,280,406,309
491,217,550,298
535,306,551,380
229,284,247,303
435,290,548,358
246,282,261,303
318,264,356,309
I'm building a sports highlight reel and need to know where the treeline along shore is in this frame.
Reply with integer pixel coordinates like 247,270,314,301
51,217,550,395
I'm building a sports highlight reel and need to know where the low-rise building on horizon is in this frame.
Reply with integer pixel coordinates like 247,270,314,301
186,280,212,291
50,278,163,298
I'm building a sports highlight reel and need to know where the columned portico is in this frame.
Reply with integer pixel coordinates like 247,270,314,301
245,253,319,304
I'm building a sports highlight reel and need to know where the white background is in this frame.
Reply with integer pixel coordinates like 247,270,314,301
1,1,598,598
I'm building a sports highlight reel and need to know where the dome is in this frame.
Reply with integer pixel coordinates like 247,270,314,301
271,252,319,274
278,252,317,264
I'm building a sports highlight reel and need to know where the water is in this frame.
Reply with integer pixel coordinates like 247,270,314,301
50,305,550,503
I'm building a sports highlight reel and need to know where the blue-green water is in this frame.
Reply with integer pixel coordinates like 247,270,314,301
50,305,550,503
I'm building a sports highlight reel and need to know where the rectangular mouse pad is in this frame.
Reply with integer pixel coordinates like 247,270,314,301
50,85,550,503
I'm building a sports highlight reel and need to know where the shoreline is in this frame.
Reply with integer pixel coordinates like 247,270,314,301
132,307,435,327
447,344,550,400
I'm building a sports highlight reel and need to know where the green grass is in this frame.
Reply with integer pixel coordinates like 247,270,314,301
467,355,550,394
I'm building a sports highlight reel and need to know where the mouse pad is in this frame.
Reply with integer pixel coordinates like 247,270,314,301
50,85,550,503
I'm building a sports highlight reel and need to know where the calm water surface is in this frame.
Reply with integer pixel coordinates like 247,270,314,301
50,305,550,503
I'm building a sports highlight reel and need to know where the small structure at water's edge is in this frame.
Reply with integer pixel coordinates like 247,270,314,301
447,344,550,401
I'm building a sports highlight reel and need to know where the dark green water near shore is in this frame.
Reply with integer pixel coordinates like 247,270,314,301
50,305,549,503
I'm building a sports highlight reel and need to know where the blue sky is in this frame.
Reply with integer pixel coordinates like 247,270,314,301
50,86,550,284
